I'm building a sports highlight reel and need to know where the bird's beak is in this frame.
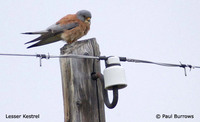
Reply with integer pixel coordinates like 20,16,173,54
85,17,91,22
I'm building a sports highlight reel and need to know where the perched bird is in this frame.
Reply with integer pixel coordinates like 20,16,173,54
23,10,92,48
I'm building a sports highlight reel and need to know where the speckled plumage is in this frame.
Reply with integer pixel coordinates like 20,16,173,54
23,10,91,48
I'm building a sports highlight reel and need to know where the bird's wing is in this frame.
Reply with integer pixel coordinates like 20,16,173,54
23,22,79,48
47,22,79,33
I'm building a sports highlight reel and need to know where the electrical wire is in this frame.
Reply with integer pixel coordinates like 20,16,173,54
125,58,192,68
0,53,37,57
0,53,200,75
50,54,99,59
0,53,99,59
124,57,200,76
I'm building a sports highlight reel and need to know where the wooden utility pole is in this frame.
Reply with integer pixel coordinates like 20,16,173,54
60,38,105,122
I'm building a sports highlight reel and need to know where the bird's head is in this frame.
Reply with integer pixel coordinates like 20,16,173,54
76,10,92,24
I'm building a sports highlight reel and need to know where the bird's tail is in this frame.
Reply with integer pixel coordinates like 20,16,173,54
22,30,49,45
22,30,48,35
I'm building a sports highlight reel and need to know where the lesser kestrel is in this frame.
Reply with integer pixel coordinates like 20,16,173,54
23,10,91,48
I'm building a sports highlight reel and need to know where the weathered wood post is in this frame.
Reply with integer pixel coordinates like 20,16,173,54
60,38,105,122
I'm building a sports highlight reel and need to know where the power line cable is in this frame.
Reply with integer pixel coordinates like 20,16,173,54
0,53,199,76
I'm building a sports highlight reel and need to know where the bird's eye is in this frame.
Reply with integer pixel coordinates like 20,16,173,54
85,17,91,22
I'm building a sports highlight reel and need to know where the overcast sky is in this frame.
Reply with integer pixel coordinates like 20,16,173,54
0,0,200,122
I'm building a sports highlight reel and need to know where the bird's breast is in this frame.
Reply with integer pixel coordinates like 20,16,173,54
61,22,90,44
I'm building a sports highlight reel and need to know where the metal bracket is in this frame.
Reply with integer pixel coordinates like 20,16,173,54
36,54,50,67
91,72,119,109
